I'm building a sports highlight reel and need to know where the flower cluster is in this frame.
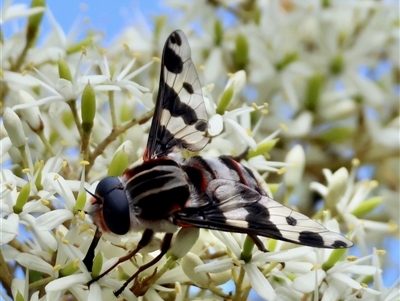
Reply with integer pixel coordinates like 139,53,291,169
1,0,398,301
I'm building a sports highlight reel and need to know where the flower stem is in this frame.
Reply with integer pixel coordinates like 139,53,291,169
108,90,117,129
0,249,13,297
233,266,246,301
67,100,83,138
87,108,154,174
37,130,55,156
28,276,54,291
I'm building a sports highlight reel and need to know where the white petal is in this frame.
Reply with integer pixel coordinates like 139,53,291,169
292,269,325,293
284,144,306,188
208,114,224,136
94,85,121,91
1,137,12,156
0,213,20,244
16,253,53,274
35,209,73,230
87,282,103,301
194,258,234,274
329,272,364,290
252,246,312,263
211,231,241,258
54,79,75,101
46,274,88,291
43,173,76,210
22,214,58,251
244,264,276,301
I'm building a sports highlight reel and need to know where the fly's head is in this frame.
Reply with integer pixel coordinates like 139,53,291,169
87,176,131,235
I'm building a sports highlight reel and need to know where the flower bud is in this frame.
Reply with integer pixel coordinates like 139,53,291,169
247,139,278,158
330,53,344,75
107,151,129,177
181,253,210,288
33,160,43,191
73,191,87,213
26,0,45,46
305,72,325,112
91,251,103,278
15,291,24,301
326,167,348,210
58,56,72,82
3,108,26,148
170,228,200,259
13,182,31,214
214,19,223,46
81,82,96,132
216,85,233,115
18,91,43,132
233,33,248,70
351,196,383,218
284,145,306,188
319,125,354,143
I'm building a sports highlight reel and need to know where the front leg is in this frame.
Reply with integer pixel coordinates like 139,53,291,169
87,229,154,286
114,232,174,297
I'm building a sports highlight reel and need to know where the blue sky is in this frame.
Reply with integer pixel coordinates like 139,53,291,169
6,0,168,43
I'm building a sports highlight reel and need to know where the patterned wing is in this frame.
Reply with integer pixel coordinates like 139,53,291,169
144,30,209,161
175,179,353,249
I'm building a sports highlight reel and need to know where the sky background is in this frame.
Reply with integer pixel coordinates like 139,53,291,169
2,0,399,291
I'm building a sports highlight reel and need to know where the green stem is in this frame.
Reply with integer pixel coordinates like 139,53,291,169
87,108,154,173
108,90,117,129
28,276,54,291
233,266,246,301
37,130,55,156
18,146,29,169
0,249,13,297
66,100,82,137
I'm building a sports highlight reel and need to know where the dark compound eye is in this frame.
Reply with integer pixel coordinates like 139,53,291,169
95,177,130,235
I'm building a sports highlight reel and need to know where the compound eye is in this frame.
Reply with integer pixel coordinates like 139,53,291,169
96,177,130,235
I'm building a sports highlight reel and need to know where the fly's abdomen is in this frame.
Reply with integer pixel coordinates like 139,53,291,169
123,159,190,220
184,156,264,195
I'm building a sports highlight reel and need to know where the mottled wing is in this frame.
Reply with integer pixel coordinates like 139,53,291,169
175,179,353,249
144,30,209,161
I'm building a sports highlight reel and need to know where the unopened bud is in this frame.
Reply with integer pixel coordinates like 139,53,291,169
3,108,26,148
181,253,210,288
18,90,43,131
81,82,96,132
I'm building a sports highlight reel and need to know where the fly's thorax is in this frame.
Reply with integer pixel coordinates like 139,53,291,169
121,158,191,224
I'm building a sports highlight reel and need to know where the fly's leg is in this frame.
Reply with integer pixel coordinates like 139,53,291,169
114,233,173,297
83,227,102,271
249,234,268,252
86,229,154,286
249,234,285,269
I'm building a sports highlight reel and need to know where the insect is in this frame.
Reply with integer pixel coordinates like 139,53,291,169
83,30,353,296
